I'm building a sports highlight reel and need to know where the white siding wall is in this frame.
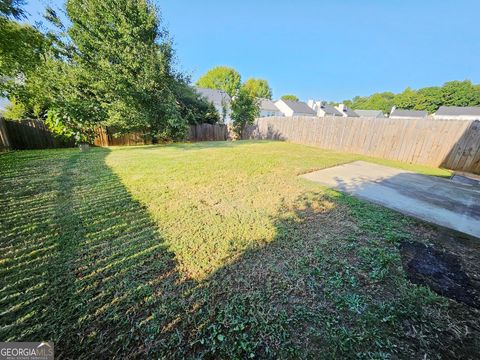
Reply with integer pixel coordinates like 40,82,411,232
316,109,327,117
274,100,293,117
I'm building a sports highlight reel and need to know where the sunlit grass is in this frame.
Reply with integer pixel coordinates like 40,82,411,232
1,141,475,359
103,141,450,279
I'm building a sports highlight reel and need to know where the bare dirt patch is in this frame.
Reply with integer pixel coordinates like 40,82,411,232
400,240,480,309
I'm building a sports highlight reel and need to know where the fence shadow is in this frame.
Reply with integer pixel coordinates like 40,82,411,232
440,120,480,174
244,122,286,141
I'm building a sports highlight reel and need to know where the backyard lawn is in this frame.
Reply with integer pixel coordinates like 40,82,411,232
1,141,478,358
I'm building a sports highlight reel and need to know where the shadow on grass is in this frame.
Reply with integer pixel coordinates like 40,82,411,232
182,192,480,359
1,149,478,359
0,148,195,358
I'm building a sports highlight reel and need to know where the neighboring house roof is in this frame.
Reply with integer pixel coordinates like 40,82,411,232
343,108,359,117
319,103,343,116
435,106,480,117
282,99,317,115
336,104,359,117
390,108,427,118
194,87,231,104
354,109,385,118
259,98,281,112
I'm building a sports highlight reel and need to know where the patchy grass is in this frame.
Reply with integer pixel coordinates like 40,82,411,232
0,141,476,359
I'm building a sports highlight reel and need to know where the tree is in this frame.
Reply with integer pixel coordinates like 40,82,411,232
394,87,418,109
415,86,442,112
4,97,27,119
0,0,46,91
441,80,480,107
281,94,298,101
31,0,189,142
0,0,26,19
196,66,241,98
0,21,45,79
343,80,480,114
242,78,272,99
173,82,220,125
349,92,395,113
231,88,259,138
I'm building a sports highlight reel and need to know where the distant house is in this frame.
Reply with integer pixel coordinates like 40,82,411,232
354,109,385,118
306,100,343,117
274,99,316,117
433,106,480,120
195,87,232,123
389,107,427,119
258,98,283,117
335,104,359,117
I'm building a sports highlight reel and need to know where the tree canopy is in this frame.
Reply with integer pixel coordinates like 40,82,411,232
344,80,480,114
281,94,299,101
0,0,26,19
54,0,187,139
241,78,272,99
0,1,46,90
343,92,395,114
2,0,218,142
196,66,241,98
231,87,259,138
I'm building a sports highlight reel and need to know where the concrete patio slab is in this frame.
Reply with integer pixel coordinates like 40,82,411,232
301,161,480,239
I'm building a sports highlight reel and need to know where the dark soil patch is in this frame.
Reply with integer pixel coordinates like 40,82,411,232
400,240,480,309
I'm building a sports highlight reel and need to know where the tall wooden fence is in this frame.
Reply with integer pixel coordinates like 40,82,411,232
0,118,75,150
93,129,153,147
0,119,228,150
245,116,480,174
188,123,228,141
95,123,227,146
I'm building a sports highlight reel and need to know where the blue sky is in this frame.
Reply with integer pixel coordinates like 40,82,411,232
24,0,480,101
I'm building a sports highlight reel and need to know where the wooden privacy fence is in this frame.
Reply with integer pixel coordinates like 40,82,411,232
244,116,480,174
0,118,228,150
94,129,152,147
188,123,228,141
95,123,227,146
0,118,75,150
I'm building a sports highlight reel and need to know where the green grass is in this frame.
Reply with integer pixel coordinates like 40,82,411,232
1,141,476,359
